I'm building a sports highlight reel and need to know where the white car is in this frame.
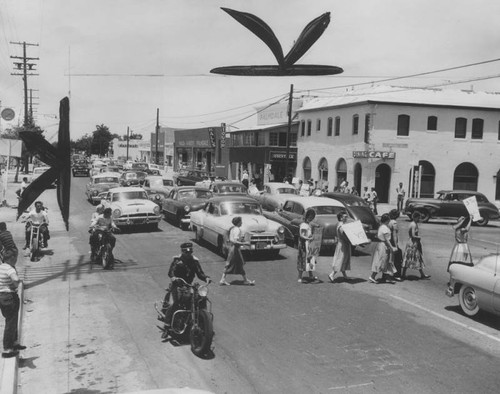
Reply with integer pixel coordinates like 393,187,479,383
85,172,121,205
252,182,300,211
446,253,500,317
190,195,287,258
99,187,162,230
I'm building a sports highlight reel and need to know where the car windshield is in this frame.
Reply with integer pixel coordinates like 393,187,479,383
163,179,174,186
312,205,343,215
178,190,213,199
220,202,262,215
112,190,148,201
220,185,247,193
276,187,297,195
131,163,148,171
95,177,118,184
125,173,137,179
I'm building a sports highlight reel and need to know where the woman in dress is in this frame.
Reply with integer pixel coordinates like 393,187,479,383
297,209,317,283
369,214,397,284
447,216,472,272
401,212,431,280
219,216,255,286
328,211,351,282
388,209,403,279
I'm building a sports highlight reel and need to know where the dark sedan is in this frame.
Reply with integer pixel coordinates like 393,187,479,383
209,181,248,195
321,192,379,240
404,190,500,226
161,186,213,229
72,160,90,177
174,170,211,186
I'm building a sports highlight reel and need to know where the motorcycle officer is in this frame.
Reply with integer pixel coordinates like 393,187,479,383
162,242,211,328
89,207,119,263
23,201,50,249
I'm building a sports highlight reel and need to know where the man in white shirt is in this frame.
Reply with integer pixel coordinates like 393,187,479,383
23,201,50,249
396,182,406,211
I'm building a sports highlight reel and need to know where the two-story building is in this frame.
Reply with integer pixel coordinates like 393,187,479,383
296,86,500,203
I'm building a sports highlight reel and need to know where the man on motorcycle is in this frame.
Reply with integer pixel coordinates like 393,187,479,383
89,207,119,262
162,242,211,327
23,201,50,249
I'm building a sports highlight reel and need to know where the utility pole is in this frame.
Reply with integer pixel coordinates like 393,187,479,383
155,108,160,164
284,84,294,182
126,126,130,161
29,89,39,123
10,41,39,127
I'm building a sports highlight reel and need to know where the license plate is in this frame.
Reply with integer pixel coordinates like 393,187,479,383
256,242,267,249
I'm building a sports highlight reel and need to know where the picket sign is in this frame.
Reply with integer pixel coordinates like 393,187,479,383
342,220,370,246
463,196,482,222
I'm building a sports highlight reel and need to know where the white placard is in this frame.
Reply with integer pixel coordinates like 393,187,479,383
463,196,481,222
0,138,22,157
341,220,370,246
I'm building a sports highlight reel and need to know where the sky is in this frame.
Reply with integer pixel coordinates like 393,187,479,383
1,0,500,142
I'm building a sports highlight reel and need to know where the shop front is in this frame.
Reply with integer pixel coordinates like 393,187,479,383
174,127,222,174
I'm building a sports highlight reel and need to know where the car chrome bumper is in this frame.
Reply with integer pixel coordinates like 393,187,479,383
241,242,287,251
115,215,162,226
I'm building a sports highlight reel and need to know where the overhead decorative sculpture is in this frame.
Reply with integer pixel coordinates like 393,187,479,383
210,8,343,76
17,97,71,230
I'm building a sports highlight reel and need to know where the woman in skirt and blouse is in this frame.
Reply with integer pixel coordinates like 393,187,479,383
297,209,317,283
447,216,472,272
328,211,351,282
401,212,431,280
369,214,397,284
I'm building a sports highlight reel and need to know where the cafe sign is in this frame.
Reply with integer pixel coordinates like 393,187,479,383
270,151,297,161
353,151,395,159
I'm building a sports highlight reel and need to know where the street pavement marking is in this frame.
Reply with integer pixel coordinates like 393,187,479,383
390,295,500,344
328,382,374,390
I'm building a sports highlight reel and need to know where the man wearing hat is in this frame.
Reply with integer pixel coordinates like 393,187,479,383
162,242,211,327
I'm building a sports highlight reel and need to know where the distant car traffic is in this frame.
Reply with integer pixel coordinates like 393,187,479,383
119,171,141,187
252,182,299,211
161,186,213,229
447,253,500,318
265,196,345,252
72,160,90,177
99,186,162,230
321,192,379,240
404,190,500,226
190,195,286,258
85,172,121,205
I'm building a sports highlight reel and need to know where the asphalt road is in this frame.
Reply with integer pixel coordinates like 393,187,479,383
18,177,500,394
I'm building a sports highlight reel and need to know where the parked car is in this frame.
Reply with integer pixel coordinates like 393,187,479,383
209,181,248,196
142,176,175,205
404,190,500,226
174,169,211,186
161,186,213,229
119,171,141,187
265,196,345,252
252,182,299,211
190,195,286,258
446,253,500,318
85,172,121,205
31,166,51,182
321,192,379,241
99,186,162,230
72,160,90,177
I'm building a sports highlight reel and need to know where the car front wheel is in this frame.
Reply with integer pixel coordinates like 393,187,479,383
417,209,430,223
459,285,480,316
475,214,489,227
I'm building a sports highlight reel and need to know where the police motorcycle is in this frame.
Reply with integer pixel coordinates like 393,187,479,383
155,277,214,357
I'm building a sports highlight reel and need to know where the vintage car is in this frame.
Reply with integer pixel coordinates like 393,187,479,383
265,196,345,252
404,190,500,226
31,166,51,182
72,160,90,177
142,176,175,205
174,169,212,186
208,181,248,196
446,253,500,318
119,171,142,187
99,186,162,230
161,186,213,229
85,172,121,205
321,192,379,240
252,182,299,211
190,195,286,258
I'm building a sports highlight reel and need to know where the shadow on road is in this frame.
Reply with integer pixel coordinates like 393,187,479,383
444,305,500,330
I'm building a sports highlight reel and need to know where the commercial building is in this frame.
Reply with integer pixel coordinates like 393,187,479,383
110,138,150,162
150,127,176,167
296,86,500,203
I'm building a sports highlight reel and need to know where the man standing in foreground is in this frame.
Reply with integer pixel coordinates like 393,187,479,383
0,222,18,267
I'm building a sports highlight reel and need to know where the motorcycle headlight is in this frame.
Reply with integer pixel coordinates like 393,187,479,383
113,209,121,218
153,206,160,215
154,194,161,201
198,285,209,297
184,205,191,212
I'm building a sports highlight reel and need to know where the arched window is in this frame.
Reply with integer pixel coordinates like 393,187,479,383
427,116,438,131
397,114,410,136
471,118,484,140
455,118,467,139
419,160,436,198
336,158,347,187
303,157,312,181
453,162,478,191
318,158,328,189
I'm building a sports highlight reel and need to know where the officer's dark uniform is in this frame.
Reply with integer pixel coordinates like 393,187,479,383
163,242,210,325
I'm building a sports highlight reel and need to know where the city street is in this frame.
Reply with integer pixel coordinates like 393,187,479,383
17,177,500,394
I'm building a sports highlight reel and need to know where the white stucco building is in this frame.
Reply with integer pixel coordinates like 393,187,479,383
296,86,500,203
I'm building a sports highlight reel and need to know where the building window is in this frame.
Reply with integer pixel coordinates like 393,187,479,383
455,117,467,139
352,114,359,135
471,118,483,140
269,132,278,146
397,114,410,136
307,120,312,136
278,132,287,146
243,132,254,145
327,117,333,136
316,119,321,132
301,120,305,137
427,116,438,131
290,133,297,146
334,116,340,136
364,113,371,144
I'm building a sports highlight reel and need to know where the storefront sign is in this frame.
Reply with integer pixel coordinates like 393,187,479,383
353,151,395,159
270,151,297,161
208,128,216,148
178,140,211,147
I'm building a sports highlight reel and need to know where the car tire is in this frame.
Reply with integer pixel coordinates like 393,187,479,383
417,209,430,223
475,214,489,227
217,236,228,259
459,285,480,316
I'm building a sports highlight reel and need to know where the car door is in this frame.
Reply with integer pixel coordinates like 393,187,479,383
203,202,219,245
162,190,177,216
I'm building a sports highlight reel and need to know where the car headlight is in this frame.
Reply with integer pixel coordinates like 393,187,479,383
154,194,161,200
92,190,98,196
153,206,160,215
113,209,121,218
278,226,285,234
184,205,191,212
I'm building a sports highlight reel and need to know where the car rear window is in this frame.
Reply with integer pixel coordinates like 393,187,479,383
313,205,344,215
